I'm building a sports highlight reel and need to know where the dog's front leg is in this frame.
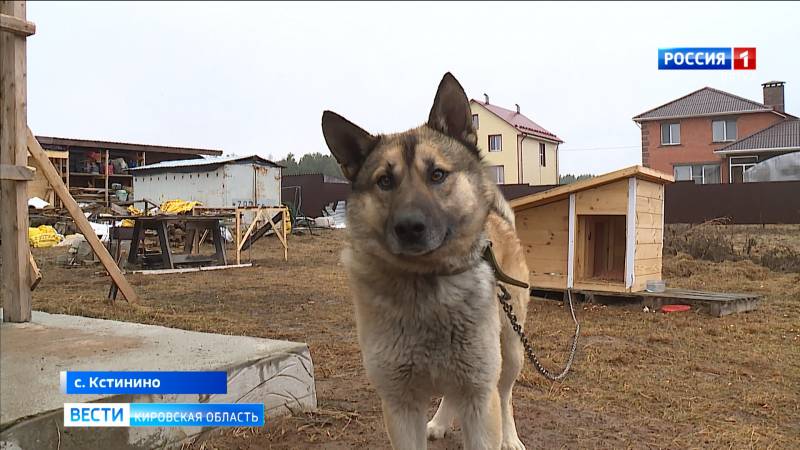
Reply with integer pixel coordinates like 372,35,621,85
460,387,502,450
381,397,427,450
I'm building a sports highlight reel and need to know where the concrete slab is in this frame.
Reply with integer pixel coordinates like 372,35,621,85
0,310,316,449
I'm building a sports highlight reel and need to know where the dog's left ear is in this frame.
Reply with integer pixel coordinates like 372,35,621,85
427,72,477,147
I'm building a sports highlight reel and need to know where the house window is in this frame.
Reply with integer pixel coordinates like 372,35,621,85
673,164,720,184
487,165,505,184
729,156,758,183
712,119,737,142
488,134,502,152
661,123,681,145
472,114,479,130
539,143,546,166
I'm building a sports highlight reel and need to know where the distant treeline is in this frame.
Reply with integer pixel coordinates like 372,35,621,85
277,152,344,177
275,153,594,186
559,173,594,184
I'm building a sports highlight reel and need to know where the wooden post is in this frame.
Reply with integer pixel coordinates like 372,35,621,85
104,149,109,207
27,130,140,303
235,208,241,265
1,1,32,322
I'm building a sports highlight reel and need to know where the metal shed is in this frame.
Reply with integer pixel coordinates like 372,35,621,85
130,155,283,208
509,166,674,294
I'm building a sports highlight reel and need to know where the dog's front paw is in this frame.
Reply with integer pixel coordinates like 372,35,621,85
426,421,449,440
501,436,526,450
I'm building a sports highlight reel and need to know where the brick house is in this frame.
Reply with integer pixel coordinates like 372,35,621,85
633,81,796,183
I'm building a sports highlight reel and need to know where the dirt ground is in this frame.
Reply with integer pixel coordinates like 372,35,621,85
26,226,800,449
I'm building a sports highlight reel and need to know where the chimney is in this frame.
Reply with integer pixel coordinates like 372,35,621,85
515,103,520,114
483,93,489,104
762,81,785,113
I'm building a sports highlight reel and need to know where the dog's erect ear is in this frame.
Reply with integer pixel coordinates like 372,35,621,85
427,73,477,147
322,111,378,181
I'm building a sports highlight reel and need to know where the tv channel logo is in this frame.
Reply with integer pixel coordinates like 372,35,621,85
659,48,756,70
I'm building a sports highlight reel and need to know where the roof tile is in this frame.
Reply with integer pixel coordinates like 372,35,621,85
633,87,776,121
716,119,800,153
471,100,563,142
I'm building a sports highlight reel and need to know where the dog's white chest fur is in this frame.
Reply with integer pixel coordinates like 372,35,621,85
346,252,502,400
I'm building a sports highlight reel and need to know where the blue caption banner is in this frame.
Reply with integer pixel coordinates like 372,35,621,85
61,371,227,395
658,47,732,70
129,403,264,427
63,403,265,427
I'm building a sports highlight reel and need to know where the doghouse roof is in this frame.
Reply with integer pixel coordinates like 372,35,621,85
509,165,673,211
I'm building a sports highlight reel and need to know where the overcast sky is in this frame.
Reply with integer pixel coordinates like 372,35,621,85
27,1,800,176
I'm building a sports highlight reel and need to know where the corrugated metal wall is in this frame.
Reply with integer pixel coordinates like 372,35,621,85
665,181,800,224
133,164,281,208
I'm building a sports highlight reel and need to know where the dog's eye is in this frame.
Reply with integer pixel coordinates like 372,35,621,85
430,168,447,184
377,174,393,190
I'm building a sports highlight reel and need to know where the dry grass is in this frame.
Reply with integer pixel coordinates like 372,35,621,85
665,222,800,272
25,226,800,449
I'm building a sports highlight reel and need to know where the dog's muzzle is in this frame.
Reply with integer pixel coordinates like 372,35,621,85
387,209,447,256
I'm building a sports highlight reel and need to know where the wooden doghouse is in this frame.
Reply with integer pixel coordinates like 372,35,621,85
509,166,674,293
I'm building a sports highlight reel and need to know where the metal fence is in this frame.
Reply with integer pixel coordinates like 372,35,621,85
665,181,800,224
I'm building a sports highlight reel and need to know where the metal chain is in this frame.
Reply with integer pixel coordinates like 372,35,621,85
498,284,580,382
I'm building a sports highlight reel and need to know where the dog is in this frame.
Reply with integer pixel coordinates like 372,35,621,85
321,73,530,450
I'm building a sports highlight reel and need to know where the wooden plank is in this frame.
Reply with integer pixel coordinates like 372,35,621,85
28,251,41,290
574,214,586,280
636,211,663,228
567,194,576,288
104,149,109,207
641,294,759,317
636,179,664,200
528,275,567,290
27,129,140,302
516,228,569,246
632,274,661,293
516,199,569,231
0,12,35,36
1,0,31,322
266,212,288,261
573,279,628,293
575,179,628,215
636,243,663,260
635,228,661,245
636,195,664,215
237,207,263,252
0,163,33,180
525,257,568,274
625,177,636,289
235,209,242,265
634,258,661,276
129,263,252,275
524,243,568,262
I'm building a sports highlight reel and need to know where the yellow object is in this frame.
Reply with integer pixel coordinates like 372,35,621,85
28,225,63,248
127,205,143,216
120,219,135,227
470,101,560,185
159,199,202,215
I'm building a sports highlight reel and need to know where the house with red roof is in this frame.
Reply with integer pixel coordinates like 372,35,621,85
469,95,563,185
633,81,796,183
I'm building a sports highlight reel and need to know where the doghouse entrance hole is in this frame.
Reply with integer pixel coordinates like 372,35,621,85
577,215,626,283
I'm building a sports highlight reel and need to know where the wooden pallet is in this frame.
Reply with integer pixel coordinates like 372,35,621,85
530,287,760,317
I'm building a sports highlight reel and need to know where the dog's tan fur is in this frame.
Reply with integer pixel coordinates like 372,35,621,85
322,73,530,450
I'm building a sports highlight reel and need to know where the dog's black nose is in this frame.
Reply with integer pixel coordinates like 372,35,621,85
393,212,427,244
